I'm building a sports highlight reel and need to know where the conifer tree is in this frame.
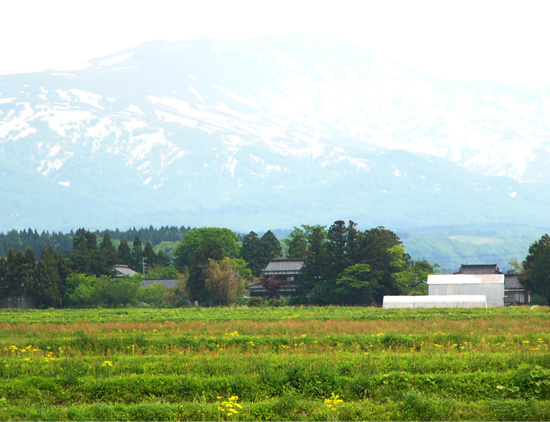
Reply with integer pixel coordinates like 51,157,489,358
240,231,263,276
117,238,132,266
98,232,118,275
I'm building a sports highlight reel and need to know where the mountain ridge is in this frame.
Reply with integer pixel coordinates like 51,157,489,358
1,36,550,233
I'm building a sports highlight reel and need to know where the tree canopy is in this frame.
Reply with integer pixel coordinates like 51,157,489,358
174,228,240,271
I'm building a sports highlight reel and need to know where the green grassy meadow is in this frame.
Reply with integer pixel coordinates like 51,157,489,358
1,306,550,421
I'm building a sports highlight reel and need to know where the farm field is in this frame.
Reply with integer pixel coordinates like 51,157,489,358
1,306,550,421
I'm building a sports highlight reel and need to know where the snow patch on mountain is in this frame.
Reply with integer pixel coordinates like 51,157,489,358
70,89,103,110
0,103,36,140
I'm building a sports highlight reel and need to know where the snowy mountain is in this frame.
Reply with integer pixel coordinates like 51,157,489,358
1,36,550,232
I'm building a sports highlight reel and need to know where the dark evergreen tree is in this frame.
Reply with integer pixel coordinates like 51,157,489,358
260,230,282,263
299,226,326,297
187,239,224,305
34,246,68,308
0,257,6,301
240,231,263,276
132,235,144,273
356,226,404,303
21,247,37,299
98,232,118,275
117,238,132,266
6,248,24,305
324,220,349,281
69,228,98,275
143,241,157,271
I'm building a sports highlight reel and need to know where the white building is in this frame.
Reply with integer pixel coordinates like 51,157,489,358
427,273,504,307
383,295,487,309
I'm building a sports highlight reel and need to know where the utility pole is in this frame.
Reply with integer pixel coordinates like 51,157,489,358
142,256,147,277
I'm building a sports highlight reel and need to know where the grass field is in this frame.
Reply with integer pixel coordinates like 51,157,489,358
1,306,550,421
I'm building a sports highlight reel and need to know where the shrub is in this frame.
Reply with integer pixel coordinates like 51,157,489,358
529,294,548,306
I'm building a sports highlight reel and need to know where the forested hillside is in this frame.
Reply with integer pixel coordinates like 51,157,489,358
0,226,194,257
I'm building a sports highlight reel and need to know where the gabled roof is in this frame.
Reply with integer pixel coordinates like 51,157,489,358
455,264,502,275
263,259,305,274
504,274,526,290
114,264,138,277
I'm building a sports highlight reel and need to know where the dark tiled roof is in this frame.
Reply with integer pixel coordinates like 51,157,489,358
455,264,502,275
142,279,179,289
504,274,526,290
263,259,305,274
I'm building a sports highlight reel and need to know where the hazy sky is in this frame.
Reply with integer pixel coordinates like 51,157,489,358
2,0,550,86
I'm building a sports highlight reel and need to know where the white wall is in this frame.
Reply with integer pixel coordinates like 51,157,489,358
427,274,504,307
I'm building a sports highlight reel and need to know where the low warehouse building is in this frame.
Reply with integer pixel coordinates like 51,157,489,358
383,295,487,309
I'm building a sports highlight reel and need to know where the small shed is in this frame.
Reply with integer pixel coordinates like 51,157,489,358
427,274,504,307
383,295,488,309
504,274,530,305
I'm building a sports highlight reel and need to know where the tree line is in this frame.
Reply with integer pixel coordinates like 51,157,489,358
1,220,435,308
0,225,193,258
172,221,434,307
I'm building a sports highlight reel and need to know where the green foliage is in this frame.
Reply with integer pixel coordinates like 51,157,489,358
530,294,548,306
335,263,378,305
138,283,168,306
247,297,267,307
174,228,240,271
33,245,68,308
64,274,142,307
186,240,224,305
521,234,550,301
240,232,263,276
204,257,242,306
117,238,132,267
145,265,178,280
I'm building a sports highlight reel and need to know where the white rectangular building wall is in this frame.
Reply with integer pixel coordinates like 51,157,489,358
427,274,504,307
383,295,487,309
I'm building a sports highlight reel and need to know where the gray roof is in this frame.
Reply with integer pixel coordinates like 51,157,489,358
455,264,502,275
263,259,305,274
114,265,138,277
504,274,526,290
142,279,179,289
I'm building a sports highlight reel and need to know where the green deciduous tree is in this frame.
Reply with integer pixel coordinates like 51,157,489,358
64,273,142,307
286,227,308,259
174,228,240,271
138,283,168,306
520,234,550,301
335,263,379,305
204,257,241,306
186,239,224,305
